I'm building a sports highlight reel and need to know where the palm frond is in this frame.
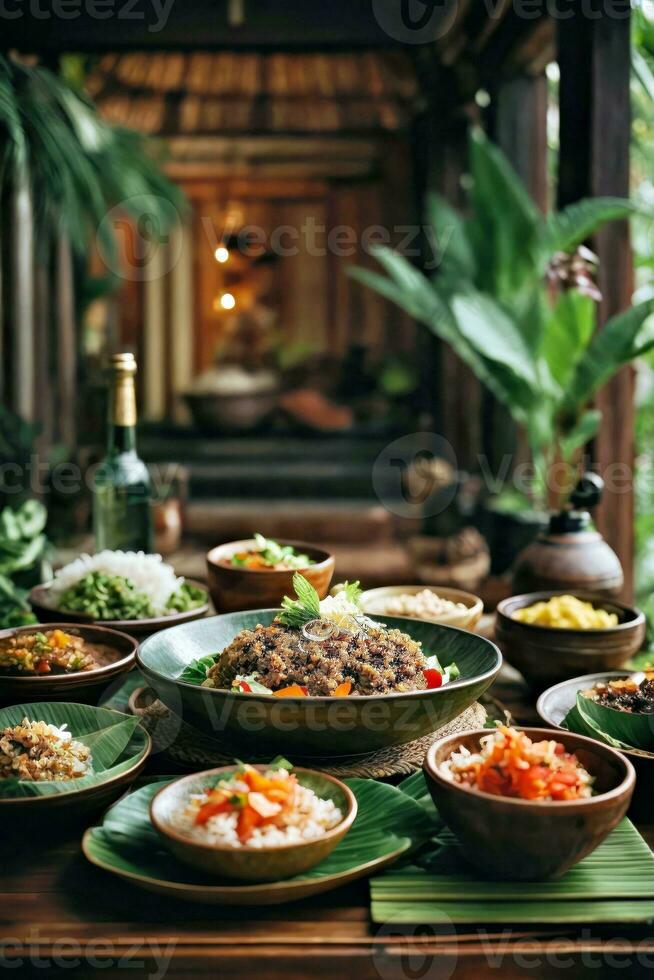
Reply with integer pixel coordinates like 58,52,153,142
565,300,654,410
538,198,644,265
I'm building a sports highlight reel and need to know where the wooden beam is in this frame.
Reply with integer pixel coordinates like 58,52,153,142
0,0,453,52
557,2,634,597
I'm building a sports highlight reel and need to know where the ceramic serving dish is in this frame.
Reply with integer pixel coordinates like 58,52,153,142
0,701,151,818
82,774,434,905
537,671,654,819
136,611,501,757
495,591,646,689
206,539,334,613
29,579,210,636
0,623,138,704
424,727,635,880
359,585,483,631
150,766,356,881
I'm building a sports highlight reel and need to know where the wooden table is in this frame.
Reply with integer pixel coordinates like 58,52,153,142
3,667,654,979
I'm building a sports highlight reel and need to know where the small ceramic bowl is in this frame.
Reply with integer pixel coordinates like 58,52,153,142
495,591,646,689
206,539,335,613
359,585,483,631
150,766,357,882
424,727,635,880
0,623,138,704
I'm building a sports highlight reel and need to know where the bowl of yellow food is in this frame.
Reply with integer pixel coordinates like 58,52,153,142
496,592,646,689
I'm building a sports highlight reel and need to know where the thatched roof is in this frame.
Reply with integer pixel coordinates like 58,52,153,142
87,51,420,135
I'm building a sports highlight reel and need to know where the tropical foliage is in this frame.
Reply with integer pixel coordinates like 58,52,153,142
0,55,185,267
350,129,654,509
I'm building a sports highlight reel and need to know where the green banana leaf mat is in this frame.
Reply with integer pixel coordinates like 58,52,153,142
370,770,654,925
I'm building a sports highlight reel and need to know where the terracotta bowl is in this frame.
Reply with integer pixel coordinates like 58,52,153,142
359,585,483,631
150,766,357,882
206,539,335,613
495,591,646,690
0,623,138,704
424,727,635,880
537,671,654,821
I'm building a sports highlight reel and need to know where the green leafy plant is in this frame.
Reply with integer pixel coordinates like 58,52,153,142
350,129,654,510
0,54,186,272
0,499,49,627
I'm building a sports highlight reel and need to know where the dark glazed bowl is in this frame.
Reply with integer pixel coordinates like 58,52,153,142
537,671,654,820
0,623,138,704
206,539,335,613
137,611,502,758
424,727,635,880
496,591,646,690
150,766,356,881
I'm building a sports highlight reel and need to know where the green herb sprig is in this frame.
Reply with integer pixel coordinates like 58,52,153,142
277,573,322,628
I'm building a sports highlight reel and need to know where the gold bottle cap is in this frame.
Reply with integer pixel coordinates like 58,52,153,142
110,352,137,374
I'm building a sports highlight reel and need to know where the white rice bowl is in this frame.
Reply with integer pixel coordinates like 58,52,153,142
48,551,187,617
171,771,343,849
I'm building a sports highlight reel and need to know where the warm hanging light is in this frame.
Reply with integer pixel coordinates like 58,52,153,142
214,246,229,264
219,292,236,310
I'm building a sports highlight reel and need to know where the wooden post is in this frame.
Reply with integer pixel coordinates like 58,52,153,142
486,73,548,479
56,237,77,450
557,3,634,598
11,178,36,424
495,74,548,212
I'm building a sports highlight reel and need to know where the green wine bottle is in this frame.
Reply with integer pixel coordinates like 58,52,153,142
93,352,154,553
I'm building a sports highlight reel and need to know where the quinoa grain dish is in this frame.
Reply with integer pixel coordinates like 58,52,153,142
0,718,91,781
207,621,428,696
186,576,459,696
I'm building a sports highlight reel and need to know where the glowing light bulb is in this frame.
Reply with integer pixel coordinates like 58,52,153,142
220,292,236,310
215,246,229,263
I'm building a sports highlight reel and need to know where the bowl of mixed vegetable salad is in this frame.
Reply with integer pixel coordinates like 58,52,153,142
206,535,334,613
29,551,209,635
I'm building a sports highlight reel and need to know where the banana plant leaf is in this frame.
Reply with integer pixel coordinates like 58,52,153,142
565,299,654,411
86,774,438,889
538,198,646,267
0,701,146,798
179,652,216,685
574,692,654,752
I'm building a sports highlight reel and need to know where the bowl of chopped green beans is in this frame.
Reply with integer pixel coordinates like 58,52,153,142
29,571,210,637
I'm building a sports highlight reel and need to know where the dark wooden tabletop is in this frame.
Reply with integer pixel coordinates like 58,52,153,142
3,663,654,979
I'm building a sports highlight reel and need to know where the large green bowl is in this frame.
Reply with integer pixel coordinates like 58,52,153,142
137,611,502,757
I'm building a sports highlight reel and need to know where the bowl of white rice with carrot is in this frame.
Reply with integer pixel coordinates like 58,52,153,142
150,763,357,881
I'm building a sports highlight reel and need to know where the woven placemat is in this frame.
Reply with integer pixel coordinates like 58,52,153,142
127,686,487,778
